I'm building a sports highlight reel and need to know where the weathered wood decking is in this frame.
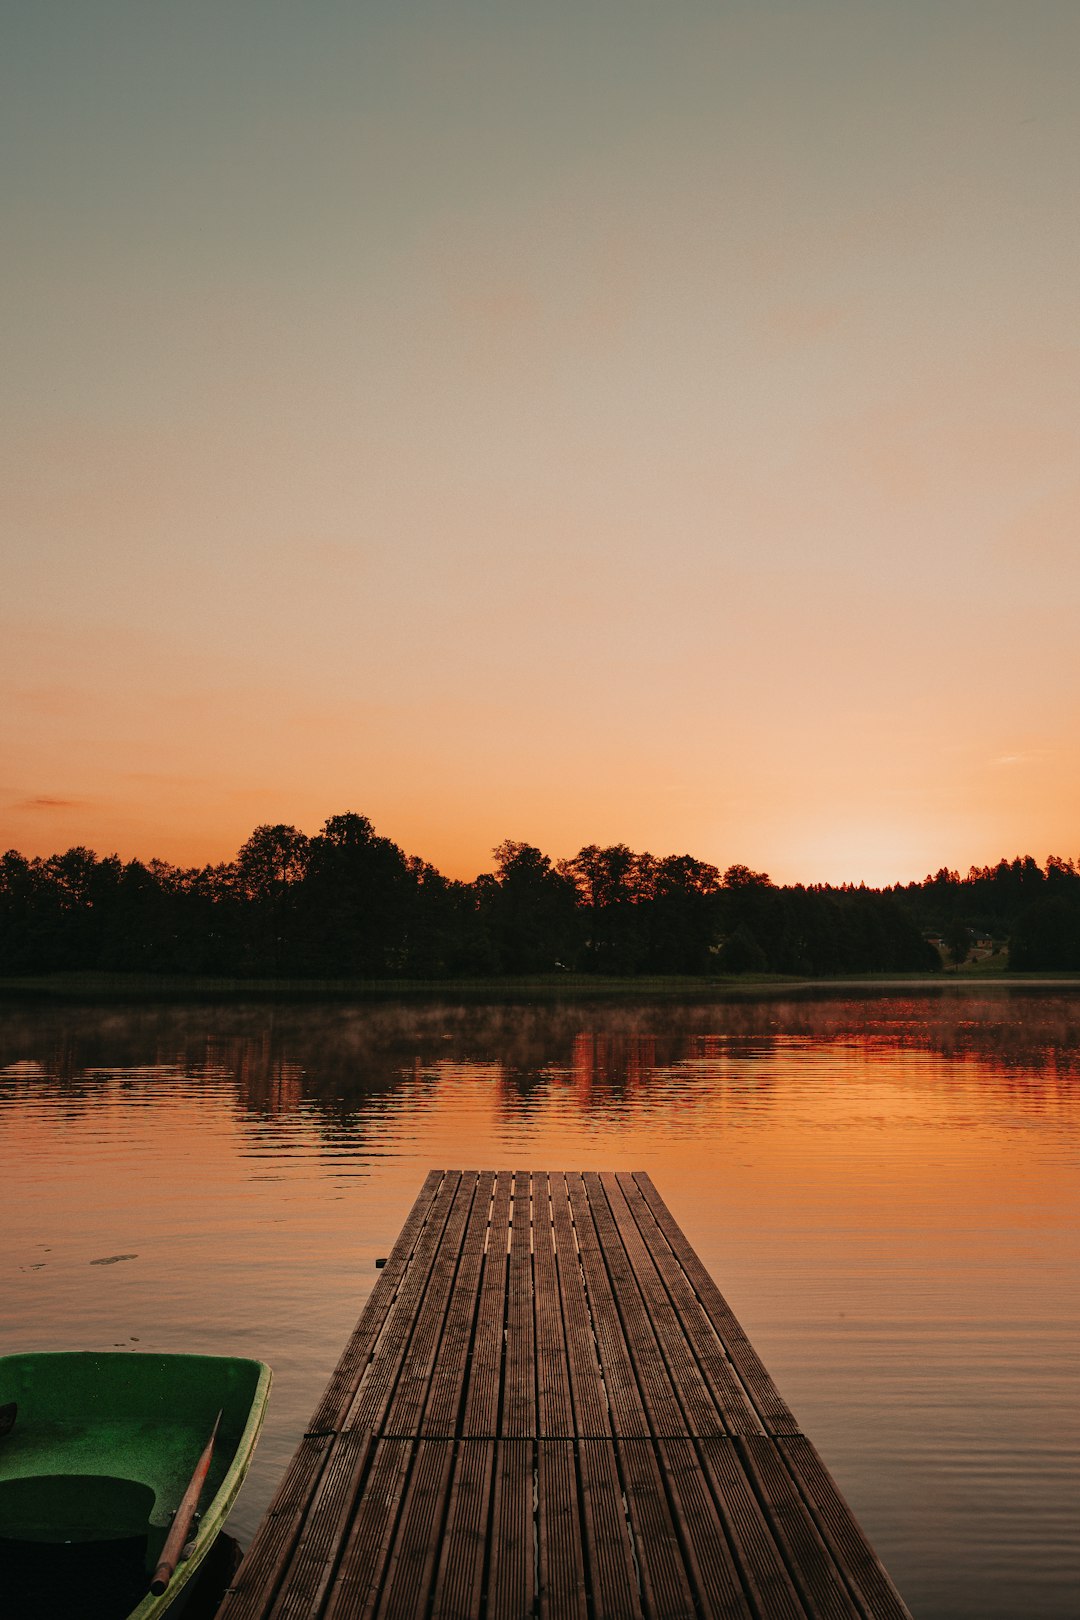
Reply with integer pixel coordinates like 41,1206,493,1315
218,1171,913,1620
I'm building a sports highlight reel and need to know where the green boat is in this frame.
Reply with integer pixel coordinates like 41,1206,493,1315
0,1352,271,1620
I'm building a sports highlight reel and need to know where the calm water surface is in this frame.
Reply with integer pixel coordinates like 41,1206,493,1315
2,988,1078,1619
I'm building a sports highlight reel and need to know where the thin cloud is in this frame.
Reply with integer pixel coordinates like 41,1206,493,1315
12,796,86,811
992,752,1047,768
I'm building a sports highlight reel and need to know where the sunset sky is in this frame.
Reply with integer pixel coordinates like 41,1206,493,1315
4,2,1079,886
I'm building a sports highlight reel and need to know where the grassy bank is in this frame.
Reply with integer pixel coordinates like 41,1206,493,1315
2,964,1079,1001
0,970,795,1000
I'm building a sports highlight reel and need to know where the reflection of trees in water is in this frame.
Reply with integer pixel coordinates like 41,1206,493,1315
493,1032,667,1112
572,1030,652,1101
1,990,1079,1130
749,988,1080,1090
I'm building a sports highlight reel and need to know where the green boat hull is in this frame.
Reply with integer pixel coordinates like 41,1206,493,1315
0,1352,271,1620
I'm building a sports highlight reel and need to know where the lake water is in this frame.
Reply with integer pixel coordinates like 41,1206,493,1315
2,987,1078,1619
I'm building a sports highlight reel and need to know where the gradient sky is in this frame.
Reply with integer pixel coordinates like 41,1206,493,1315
4,2,1079,885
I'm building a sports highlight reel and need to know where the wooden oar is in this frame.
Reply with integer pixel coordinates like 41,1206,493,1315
149,1410,222,1595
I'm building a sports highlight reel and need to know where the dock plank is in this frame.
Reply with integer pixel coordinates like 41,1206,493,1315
738,1435,863,1620
309,1171,445,1437
322,1438,414,1620
565,1172,649,1437
269,1430,373,1620
697,1437,810,1620
536,1439,586,1620
576,1437,643,1620
460,1173,511,1438
221,1171,913,1620
423,1172,496,1437
344,1172,465,1435
549,1173,610,1438
778,1435,914,1620
430,1441,494,1620
590,1171,718,1437
614,1171,763,1437
380,1173,480,1437
500,1173,536,1439
377,1439,455,1620
532,1173,575,1439
631,1171,801,1436
617,1436,698,1620
217,1434,335,1620
656,1436,754,1620
487,1439,535,1620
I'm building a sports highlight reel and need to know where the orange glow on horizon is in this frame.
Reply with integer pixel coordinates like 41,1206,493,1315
2,781,1078,893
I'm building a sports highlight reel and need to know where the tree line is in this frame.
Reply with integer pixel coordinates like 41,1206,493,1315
894,856,1080,971
1,813,1077,979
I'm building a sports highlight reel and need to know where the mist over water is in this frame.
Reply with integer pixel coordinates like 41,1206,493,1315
2,988,1077,1620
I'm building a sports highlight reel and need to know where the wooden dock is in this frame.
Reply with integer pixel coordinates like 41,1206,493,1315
218,1171,913,1620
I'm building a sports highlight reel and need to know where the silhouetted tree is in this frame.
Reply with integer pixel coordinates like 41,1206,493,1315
300,812,413,975
562,844,648,973
943,919,970,968
714,926,768,974
485,842,580,973
1010,896,1080,971
641,854,722,972
236,824,310,973
722,864,772,889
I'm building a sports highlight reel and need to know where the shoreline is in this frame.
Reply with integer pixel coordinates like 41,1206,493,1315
2,968,1080,1002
